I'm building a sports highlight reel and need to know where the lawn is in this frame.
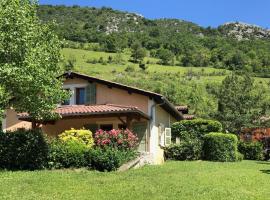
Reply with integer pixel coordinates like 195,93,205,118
0,160,269,200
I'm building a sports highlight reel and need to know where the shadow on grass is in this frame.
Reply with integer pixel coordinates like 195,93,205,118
256,161,270,165
260,169,270,174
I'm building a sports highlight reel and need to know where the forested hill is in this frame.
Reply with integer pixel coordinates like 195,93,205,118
38,5,270,76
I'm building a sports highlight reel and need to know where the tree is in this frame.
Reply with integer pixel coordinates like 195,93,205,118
0,0,69,121
214,72,270,133
130,42,147,63
157,48,174,65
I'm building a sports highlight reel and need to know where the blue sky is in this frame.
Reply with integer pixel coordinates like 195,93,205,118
39,0,270,28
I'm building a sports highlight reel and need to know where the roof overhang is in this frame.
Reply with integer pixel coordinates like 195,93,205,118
18,104,150,123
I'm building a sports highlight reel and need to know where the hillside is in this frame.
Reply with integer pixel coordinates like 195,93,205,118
38,5,270,76
61,47,270,118
36,5,270,118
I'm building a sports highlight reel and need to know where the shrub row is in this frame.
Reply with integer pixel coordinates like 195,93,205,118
0,128,138,171
171,119,222,142
165,132,242,162
165,139,202,161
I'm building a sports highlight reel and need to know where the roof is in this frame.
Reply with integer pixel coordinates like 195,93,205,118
175,105,189,114
18,104,150,121
60,71,183,120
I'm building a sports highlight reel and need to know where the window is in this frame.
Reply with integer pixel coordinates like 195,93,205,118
76,88,85,105
100,124,113,131
62,89,71,105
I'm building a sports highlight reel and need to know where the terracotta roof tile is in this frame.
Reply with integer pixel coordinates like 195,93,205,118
18,104,149,120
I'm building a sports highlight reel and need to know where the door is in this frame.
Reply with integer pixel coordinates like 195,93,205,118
132,122,148,152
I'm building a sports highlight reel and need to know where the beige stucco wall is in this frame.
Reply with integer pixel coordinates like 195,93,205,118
152,105,177,165
96,84,149,114
3,109,32,132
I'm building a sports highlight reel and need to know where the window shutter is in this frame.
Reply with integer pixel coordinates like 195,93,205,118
85,83,96,104
165,128,172,146
159,123,165,146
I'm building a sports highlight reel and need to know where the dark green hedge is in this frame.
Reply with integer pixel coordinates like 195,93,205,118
0,129,48,170
164,139,202,161
203,132,239,162
171,119,222,142
238,141,264,160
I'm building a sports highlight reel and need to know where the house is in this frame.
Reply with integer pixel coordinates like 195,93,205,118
2,71,184,164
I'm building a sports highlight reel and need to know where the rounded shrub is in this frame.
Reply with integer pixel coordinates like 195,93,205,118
59,128,94,148
203,132,239,162
165,139,202,161
47,140,89,169
86,147,137,172
238,141,264,160
171,119,222,142
0,129,49,170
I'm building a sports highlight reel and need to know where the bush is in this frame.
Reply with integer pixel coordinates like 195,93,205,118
165,139,202,161
238,141,264,160
86,147,137,172
125,65,135,72
0,129,48,170
47,140,88,169
171,119,222,142
203,132,239,162
94,129,138,150
59,128,94,148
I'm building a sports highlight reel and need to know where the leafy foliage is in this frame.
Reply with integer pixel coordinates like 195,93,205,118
165,139,202,161
0,0,69,120
47,139,89,169
59,128,94,148
238,141,264,160
94,129,138,150
171,119,222,141
0,129,49,170
86,147,137,172
214,73,270,133
203,132,240,162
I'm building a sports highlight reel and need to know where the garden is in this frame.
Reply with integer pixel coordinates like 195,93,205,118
0,119,269,200
0,128,138,172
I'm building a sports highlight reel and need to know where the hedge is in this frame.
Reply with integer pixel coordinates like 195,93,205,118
165,139,202,161
47,140,89,169
86,147,137,172
171,119,222,142
0,129,48,170
203,132,239,162
238,141,264,160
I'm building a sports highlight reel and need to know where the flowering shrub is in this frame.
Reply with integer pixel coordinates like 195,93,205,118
94,129,138,150
59,128,94,148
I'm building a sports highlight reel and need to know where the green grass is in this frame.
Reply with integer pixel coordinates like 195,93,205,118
0,160,269,200
61,48,270,84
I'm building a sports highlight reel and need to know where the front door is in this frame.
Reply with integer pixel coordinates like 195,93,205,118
132,122,148,152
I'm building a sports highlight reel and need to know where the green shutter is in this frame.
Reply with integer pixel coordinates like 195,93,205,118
85,83,96,104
